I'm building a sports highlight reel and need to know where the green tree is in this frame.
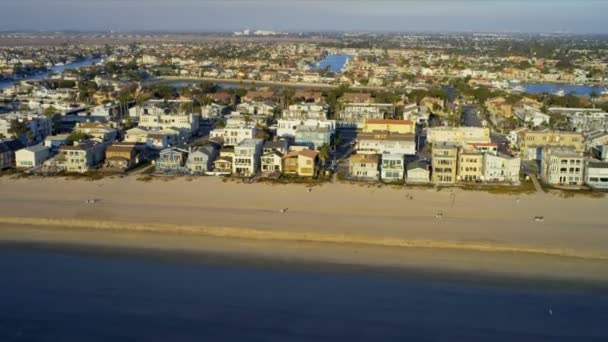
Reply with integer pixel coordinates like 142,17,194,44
67,131,89,143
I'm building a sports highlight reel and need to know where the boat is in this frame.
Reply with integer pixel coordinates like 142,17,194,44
512,85,526,93
554,90,566,97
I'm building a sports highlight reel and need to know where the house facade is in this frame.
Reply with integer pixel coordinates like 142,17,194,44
349,154,380,180
15,144,50,169
356,132,416,155
156,147,189,173
483,153,521,183
361,119,415,135
519,130,585,160
380,153,405,182
541,147,585,186
458,149,483,182
233,138,263,176
52,140,106,173
431,143,458,184
282,150,319,177
186,144,218,173
585,161,608,189
406,160,431,183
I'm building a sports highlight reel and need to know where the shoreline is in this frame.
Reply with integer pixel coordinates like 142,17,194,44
1,176,608,285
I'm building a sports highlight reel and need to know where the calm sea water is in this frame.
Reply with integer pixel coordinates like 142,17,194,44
515,83,607,96
1,244,607,341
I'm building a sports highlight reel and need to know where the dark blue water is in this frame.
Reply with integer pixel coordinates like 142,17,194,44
315,54,352,73
513,83,607,96
1,245,607,341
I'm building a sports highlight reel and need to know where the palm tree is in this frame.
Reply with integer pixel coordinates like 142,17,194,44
318,143,330,167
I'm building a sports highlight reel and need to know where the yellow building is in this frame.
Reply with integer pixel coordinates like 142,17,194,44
485,97,513,118
519,130,585,160
432,142,458,184
427,127,491,146
282,149,319,177
361,119,415,134
458,148,483,182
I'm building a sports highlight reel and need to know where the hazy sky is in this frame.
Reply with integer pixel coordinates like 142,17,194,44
2,0,607,33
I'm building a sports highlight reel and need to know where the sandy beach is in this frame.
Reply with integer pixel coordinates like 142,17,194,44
1,176,608,283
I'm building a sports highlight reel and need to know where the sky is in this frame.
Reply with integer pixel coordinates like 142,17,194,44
1,0,608,34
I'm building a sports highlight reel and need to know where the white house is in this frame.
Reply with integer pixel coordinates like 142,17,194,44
380,154,405,182
406,160,431,183
233,138,263,176
513,105,550,128
15,144,50,169
585,160,608,189
283,103,329,120
483,153,521,183
210,124,257,147
276,119,336,138
186,144,218,173
356,132,416,155
540,147,584,186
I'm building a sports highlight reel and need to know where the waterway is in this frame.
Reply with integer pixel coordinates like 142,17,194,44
0,57,103,91
512,83,607,96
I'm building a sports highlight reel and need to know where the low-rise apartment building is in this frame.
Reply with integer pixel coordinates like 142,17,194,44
519,130,585,160
458,148,483,182
356,132,416,155
427,127,491,146
483,153,521,183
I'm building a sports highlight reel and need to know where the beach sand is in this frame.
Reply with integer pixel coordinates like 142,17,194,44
1,176,608,283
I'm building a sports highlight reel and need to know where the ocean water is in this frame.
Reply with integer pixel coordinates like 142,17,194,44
1,244,607,341
514,83,607,96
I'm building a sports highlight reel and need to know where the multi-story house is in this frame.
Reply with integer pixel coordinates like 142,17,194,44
540,147,585,186
458,148,483,182
406,160,431,183
339,103,393,128
103,143,142,171
349,154,380,181
0,113,52,144
519,130,585,160
186,144,218,173
50,140,106,173
261,151,283,174
233,138,263,176
74,122,118,142
356,131,416,155
236,101,278,117
431,142,458,184
380,153,405,182
483,153,521,183
210,124,257,147
295,126,332,150
15,144,50,169
156,147,189,173
276,119,336,138
585,160,608,189
282,149,319,177
283,103,329,120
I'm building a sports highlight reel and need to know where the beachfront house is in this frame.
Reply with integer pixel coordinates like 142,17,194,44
349,154,380,181
540,147,585,186
380,153,405,182
233,138,263,177
73,122,118,143
483,153,521,183
186,144,218,173
283,103,329,120
45,140,106,173
15,144,50,169
585,160,608,189
282,149,319,177
103,143,142,171
458,148,484,182
156,147,189,173
431,142,458,184
263,140,289,155
261,151,283,174
406,160,431,183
